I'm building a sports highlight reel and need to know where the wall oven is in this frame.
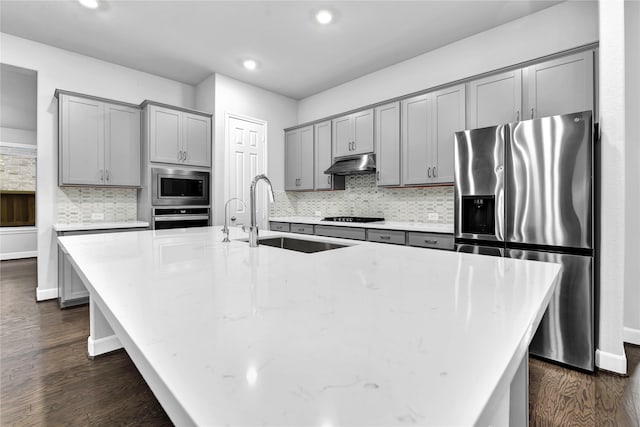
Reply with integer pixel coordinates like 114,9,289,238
152,168,210,206
152,207,210,230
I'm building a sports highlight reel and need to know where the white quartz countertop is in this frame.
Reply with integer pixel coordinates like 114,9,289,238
270,216,454,234
53,221,149,232
58,227,560,426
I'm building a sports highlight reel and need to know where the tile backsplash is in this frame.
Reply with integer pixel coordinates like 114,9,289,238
271,174,454,224
57,187,137,224
0,152,36,192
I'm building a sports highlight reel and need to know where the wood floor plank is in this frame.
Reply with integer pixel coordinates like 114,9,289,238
1,258,639,426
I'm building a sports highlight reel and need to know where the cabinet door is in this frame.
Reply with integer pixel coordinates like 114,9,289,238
526,50,594,119
105,104,140,186
298,126,314,190
431,84,466,184
332,115,352,158
375,102,400,186
314,120,332,190
183,113,211,167
59,95,104,185
402,94,431,185
284,130,300,191
149,105,182,164
352,109,374,155
468,69,522,128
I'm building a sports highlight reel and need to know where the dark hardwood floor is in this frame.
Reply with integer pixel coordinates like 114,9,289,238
1,258,639,426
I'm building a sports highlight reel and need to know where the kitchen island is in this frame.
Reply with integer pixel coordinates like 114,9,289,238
58,226,561,426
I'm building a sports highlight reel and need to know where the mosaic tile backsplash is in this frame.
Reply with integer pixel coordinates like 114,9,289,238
57,187,138,224
0,153,36,191
271,174,454,224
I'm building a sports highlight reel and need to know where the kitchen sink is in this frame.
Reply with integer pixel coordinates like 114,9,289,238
256,236,349,253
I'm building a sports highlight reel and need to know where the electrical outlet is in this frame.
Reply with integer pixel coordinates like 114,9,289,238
91,213,105,221
314,211,322,217
427,212,439,221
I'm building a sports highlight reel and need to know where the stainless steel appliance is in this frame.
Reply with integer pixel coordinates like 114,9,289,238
152,207,210,230
152,168,210,206
454,110,595,372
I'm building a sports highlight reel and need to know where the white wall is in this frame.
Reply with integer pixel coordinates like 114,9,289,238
624,0,640,345
0,33,196,301
0,63,37,145
298,1,598,123
196,73,297,226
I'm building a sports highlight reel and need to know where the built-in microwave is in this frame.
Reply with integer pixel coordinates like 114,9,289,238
151,168,210,206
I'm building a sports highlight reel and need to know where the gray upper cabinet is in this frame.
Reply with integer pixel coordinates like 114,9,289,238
525,50,594,120
431,84,466,184
284,125,314,191
375,101,401,186
147,104,211,167
59,93,140,187
332,109,374,158
401,84,465,185
468,69,522,129
402,93,431,185
314,120,333,190
105,103,141,186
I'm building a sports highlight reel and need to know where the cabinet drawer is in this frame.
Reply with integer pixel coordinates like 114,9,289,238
367,229,406,245
407,232,454,250
269,222,290,232
290,223,314,234
315,225,366,241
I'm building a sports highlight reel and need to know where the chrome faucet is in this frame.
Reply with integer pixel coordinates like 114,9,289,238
248,174,275,247
222,197,246,242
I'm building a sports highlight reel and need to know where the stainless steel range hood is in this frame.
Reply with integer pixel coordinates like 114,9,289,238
324,154,376,175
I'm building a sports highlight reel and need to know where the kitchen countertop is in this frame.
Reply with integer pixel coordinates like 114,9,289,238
53,221,149,232
58,226,560,426
269,216,454,234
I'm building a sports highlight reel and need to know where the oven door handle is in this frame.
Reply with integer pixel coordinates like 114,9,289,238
153,215,210,222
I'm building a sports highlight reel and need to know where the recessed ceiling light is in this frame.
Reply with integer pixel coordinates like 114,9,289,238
315,10,333,25
243,59,257,71
78,0,99,9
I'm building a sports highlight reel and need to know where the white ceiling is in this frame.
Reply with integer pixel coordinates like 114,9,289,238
0,1,561,100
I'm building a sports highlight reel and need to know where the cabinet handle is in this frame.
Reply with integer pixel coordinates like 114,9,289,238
516,110,520,121
424,239,438,245
433,166,436,177
376,171,380,181
106,169,110,181
380,235,391,240
100,169,104,181
296,228,305,232
352,141,356,151
530,108,534,119
327,176,331,184
427,166,431,178
184,151,188,161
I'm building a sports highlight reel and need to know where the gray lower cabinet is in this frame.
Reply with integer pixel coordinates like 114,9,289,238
314,225,366,241
367,229,406,245
269,222,290,232
406,232,454,250
57,227,146,308
290,223,314,234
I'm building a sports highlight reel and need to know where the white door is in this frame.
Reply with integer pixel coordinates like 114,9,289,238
227,114,267,229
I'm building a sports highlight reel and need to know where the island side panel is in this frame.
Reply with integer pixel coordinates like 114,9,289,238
88,297,122,358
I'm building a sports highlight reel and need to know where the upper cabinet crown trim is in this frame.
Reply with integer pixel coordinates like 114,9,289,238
141,100,212,118
54,89,141,110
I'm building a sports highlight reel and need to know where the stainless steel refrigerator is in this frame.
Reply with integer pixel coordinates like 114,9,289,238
454,111,595,372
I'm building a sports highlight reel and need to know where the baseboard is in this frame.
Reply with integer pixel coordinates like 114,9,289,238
624,327,640,345
1,251,37,260
36,287,58,301
87,335,122,357
595,349,627,374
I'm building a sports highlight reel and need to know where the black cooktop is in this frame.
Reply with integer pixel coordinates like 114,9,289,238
322,216,385,223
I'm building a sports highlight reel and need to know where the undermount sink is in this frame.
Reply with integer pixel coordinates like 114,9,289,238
256,236,349,253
